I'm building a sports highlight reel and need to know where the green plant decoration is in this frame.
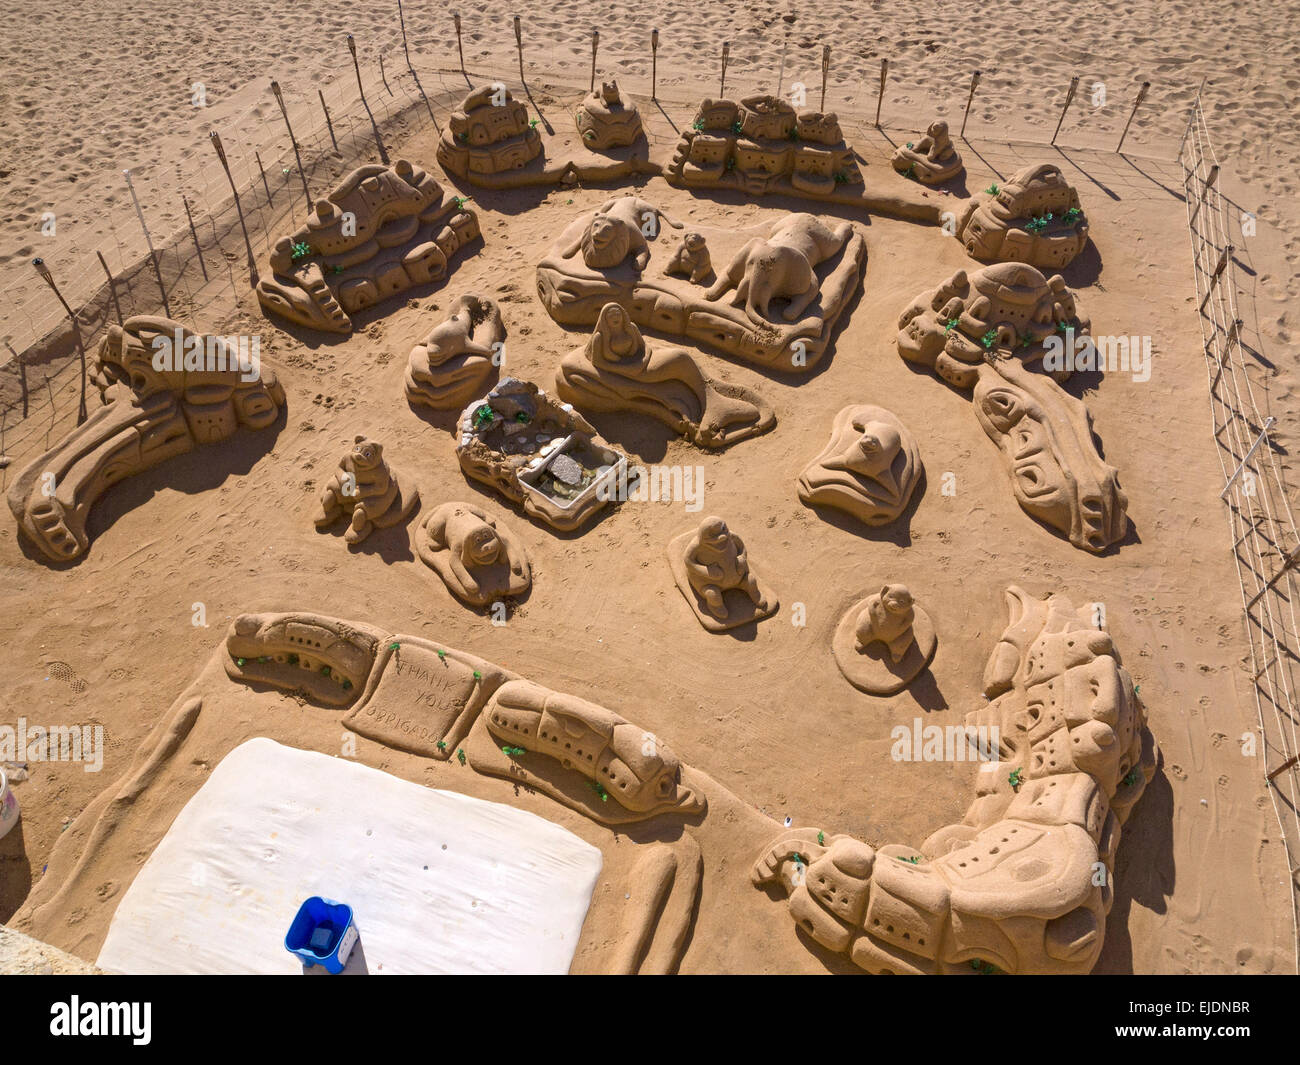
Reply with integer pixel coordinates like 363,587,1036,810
290,241,313,261
980,329,1000,350
1008,767,1024,791
456,748,466,765
984,183,999,195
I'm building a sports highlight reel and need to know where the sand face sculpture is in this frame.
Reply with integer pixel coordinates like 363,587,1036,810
416,502,532,608
898,264,1128,553
797,405,923,527
437,84,544,179
538,203,867,373
668,516,779,632
456,377,628,532
664,232,712,284
833,584,938,696
891,120,963,184
557,303,775,449
574,80,644,150
257,160,480,335
405,293,505,411
7,316,285,564
756,585,1157,974
314,435,419,546
956,163,1089,269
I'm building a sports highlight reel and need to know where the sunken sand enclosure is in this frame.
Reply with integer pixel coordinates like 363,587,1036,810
2,60,1298,974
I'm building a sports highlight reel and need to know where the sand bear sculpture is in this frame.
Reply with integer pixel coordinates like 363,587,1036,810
757,585,1158,974
705,213,854,325
833,583,938,695
797,405,922,527
314,435,419,545
574,79,644,150
664,232,712,284
858,585,918,662
668,516,779,632
891,120,963,184
416,501,532,608
405,293,505,410
558,195,684,272
556,302,774,449
7,315,285,564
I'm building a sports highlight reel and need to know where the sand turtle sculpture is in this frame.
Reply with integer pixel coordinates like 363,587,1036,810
667,516,779,633
405,293,505,411
557,303,774,450
574,79,644,150
891,120,963,184
314,435,419,546
833,584,938,696
955,163,1089,269
416,501,532,608
797,405,923,527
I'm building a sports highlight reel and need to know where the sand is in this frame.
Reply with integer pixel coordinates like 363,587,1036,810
2,1,1299,974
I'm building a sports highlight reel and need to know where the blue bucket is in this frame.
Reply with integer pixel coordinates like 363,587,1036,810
284,896,358,974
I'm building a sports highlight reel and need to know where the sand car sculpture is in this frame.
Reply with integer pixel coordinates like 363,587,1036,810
256,159,480,334
7,315,285,564
897,263,1128,553
755,585,1157,974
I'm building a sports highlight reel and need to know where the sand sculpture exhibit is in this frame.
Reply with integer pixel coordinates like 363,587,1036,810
955,163,1090,269
437,84,544,179
757,585,1157,974
455,377,628,532
891,120,963,184
797,404,923,527
556,302,775,449
668,516,779,632
897,264,1128,553
313,435,419,546
416,501,532,608
405,293,506,411
538,201,867,372
663,231,713,283
256,160,481,334
833,584,938,695
7,316,285,564
574,80,644,150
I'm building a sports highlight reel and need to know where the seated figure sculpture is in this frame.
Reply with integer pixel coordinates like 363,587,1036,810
664,232,712,284
797,405,922,527
834,584,937,695
556,303,774,450
405,293,505,411
314,435,419,546
891,120,963,184
416,501,532,608
574,80,644,150
668,516,778,633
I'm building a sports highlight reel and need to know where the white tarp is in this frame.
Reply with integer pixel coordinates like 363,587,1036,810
96,738,602,974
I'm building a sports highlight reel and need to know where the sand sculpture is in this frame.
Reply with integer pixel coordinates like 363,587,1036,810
437,84,544,179
668,516,779,632
257,160,480,334
455,377,628,532
405,293,505,411
833,584,938,695
891,120,963,184
574,80,644,150
314,435,419,546
556,303,775,449
663,232,713,283
955,163,1089,269
797,405,923,527
416,501,532,608
665,95,862,198
898,264,1127,553
7,316,285,564
538,203,866,373
756,585,1157,974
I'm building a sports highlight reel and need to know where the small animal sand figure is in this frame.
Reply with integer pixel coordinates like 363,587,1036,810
418,502,531,608
664,232,713,284
314,435,419,546
684,516,769,622
856,584,917,663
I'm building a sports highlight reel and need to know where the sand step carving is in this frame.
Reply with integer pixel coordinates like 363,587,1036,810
891,120,963,185
257,159,480,334
405,293,505,411
314,435,419,546
833,584,937,696
416,502,532,608
538,200,867,373
575,80,644,150
668,516,779,633
955,163,1089,269
456,377,629,533
7,316,285,564
898,264,1128,553
754,585,1157,974
798,404,922,527
557,303,775,450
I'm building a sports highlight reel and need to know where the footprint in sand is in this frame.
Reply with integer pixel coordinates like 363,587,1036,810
45,660,88,694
